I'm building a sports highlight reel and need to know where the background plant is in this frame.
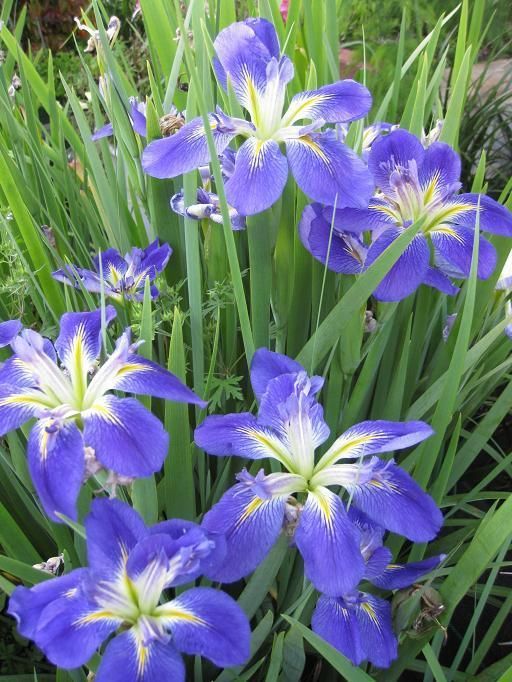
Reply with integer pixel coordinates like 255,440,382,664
0,0,511,680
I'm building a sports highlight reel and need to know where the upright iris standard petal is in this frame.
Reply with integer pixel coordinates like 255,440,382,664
343,458,443,541
286,132,374,209
431,226,497,279
257,373,329,476
371,554,445,590
365,228,430,301
423,267,460,295
299,203,367,274
294,487,364,595
96,630,185,682
85,498,147,572
250,347,304,400
159,587,250,667
82,396,169,477
316,419,433,469
194,412,294,467
142,116,235,179
284,80,372,125
418,142,461,194
27,418,85,522
55,306,116,372
212,20,276,115
312,593,398,668
0,319,22,347
201,479,287,582
368,129,425,193
225,138,288,215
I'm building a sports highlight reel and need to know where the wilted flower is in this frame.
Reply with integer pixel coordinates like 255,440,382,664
311,508,445,668
74,15,121,54
8,499,250,680
171,188,245,230
301,129,512,301
0,307,205,520
195,349,441,595
52,240,172,302
7,73,21,98
496,249,512,338
143,18,373,215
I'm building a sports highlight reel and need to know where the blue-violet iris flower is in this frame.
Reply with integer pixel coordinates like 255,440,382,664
52,240,172,302
300,129,512,301
8,498,250,681
142,18,374,215
92,97,149,140
0,319,22,348
0,307,205,521
194,349,442,595
312,507,445,668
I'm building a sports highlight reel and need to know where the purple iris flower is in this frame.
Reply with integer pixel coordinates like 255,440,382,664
194,349,442,595
92,97,148,140
142,18,374,216
300,129,512,301
52,240,172,302
0,319,22,348
312,507,445,668
0,307,205,521
7,498,250,680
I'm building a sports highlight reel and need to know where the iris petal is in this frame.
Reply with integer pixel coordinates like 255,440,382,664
299,203,367,274
201,480,287,582
312,593,398,668
294,487,364,595
250,348,304,401
368,129,425,193
431,225,497,279
142,115,235,179
55,306,116,373
83,395,169,478
284,80,372,125
27,418,85,522
365,228,430,301
194,412,293,468
286,132,374,209
158,587,250,667
96,629,185,682
316,419,433,470
342,457,443,542
371,554,445,590
85,498,147,573
225,137,288,215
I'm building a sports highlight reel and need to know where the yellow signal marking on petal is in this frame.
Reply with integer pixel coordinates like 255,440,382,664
236,496,265,528
156,608,205,624
361,601,381,628
284,93,330,125
431,225,465,243
385,564,402,571
136,640,148,677
116,362,151,378
298,136,331,168
0,394,54,409
423,172,440,205
75,609,117,625
237,426,293,468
